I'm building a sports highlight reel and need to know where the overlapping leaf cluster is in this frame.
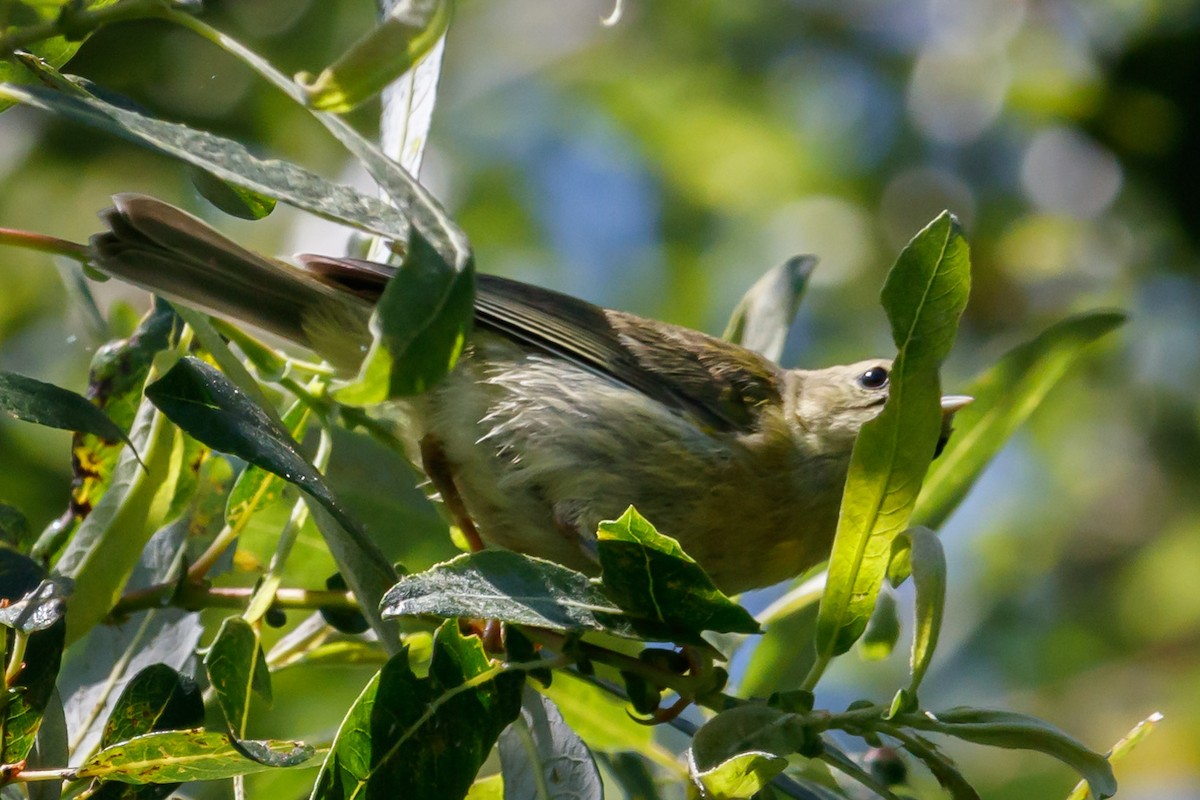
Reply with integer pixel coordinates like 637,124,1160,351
0,2,1143,799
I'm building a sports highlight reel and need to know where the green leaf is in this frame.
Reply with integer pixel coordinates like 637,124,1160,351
903,310,1126,544
0,83,410,241
311,621,523,800
689,705,803,798
143,357,400,650
902,527,946,699
812,213,970,668
722,254,816,363
0,0,120,114
820,741,903,800
538,674,675,768
101,665,204,747
0,550,65,765
0,504,32,551
1065,712,1162,800
381,550,694,642
0,579,68,634
203,617,272,738
596,507,761,637
0,369,134,453
189,167,276,220
77,730,313,783
906,708,1116,799
857,590,900,662
498,688,602,800
297,0,452,113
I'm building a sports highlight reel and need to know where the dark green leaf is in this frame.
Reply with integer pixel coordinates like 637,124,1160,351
597,507,761,637
102,665,204,747
499,688,602,800
905,707,1116,799
0,504,32,551
814,213,970,662
820,741,902,800
904,310,1126,541
381,550,684,642
0,579,69,634
0,84,410,240
0,369,133,452
312,621,523,800
76,731,313,783
203,617,272,737
144,357,400,650
723,254,816,363
189,167,276,220
298,0,451,113
539,674,666,762
26,687,66,800
319,573,370,635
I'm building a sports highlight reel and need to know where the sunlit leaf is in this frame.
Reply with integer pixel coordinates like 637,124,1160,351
857,590,900,662
903,527,945,700
689,705,802,798
0,578,68,634
1065,712,1162,800
77,730,313,783
204,617,272,738
311,621,523,800
723,254,816,363
189,167,276,220
813,213,970,668
498,688,602,800
297,0,452,114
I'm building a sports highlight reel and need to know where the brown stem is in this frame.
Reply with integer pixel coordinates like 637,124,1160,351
0,228,89,261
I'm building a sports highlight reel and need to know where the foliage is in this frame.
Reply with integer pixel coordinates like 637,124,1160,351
0,2,1157,799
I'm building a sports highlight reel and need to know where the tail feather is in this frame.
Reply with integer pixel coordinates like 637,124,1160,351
91,194,372,368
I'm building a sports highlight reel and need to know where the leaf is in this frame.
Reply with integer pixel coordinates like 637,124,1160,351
895,311,1127,576
538,674,675,768
902,527,946,699
311,621,523,800
189,167,276,220
596,507,761,637
26,687,66,800
857,590,900,662
0,504,32,551
689,706,803,799
0,0,120,114
907,708,1116,799
722,254,816,363
812,213,970,666
0,578,69,634
499,688,603,800
381,550,687,642
77,730,313,783
143,357,401,650
1065,712,1162,800
820,741,902,800
297,0,452,114
0,369,134,453
0,550,65,765
203,617,272,738
0,83,411,240
101,665,204,747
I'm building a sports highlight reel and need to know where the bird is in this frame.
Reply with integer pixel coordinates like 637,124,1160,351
89,194,969,594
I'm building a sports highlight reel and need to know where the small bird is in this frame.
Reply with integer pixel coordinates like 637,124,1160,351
90,194,969,593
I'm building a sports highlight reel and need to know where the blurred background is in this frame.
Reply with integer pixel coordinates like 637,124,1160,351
0,0,1197,796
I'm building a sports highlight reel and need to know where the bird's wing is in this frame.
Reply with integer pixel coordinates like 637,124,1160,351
298,256,783,433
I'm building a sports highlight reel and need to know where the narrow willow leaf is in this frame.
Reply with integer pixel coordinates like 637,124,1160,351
499,688,602,800
203,617,272,738
0,369,134,453
893,311,1127,580
0,84,410,241
53,396,187,645
0,504,32,551
0,579,68,634
189,167,276,220
906,708,1116,799
297,0,452,113
1065,712,1161,800
888,731,980,800
723,254,816,363
597,507,761,637
101,665,204,747
144,358,400,650
0,0,119,113
77,731,312,783
813,213,970,667
311,621,523,800
821,741,903,800
26,687,66,800
857,590,900,662
0,550,66,765
903,527,946,699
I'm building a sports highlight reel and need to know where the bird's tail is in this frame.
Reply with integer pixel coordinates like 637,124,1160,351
90,194,375,369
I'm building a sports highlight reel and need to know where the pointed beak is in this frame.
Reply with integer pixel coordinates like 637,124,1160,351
935,395,973,458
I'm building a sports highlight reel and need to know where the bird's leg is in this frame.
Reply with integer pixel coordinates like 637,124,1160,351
419,435,485,553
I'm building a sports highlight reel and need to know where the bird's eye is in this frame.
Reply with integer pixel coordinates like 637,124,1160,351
859,366,889,390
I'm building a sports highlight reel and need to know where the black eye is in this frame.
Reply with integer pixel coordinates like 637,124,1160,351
859,366,889,390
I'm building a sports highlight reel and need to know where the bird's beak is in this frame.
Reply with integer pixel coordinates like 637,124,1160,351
935,395,973,458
